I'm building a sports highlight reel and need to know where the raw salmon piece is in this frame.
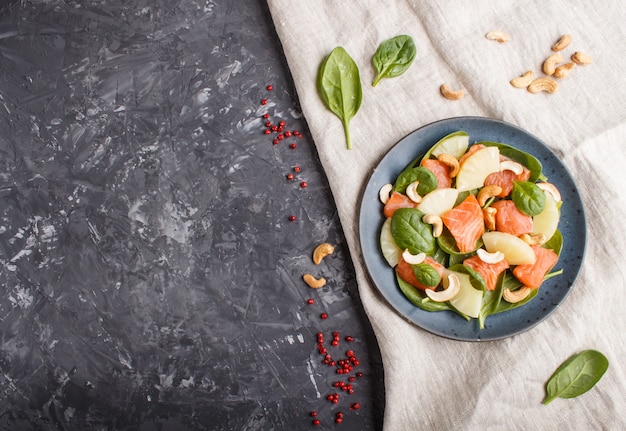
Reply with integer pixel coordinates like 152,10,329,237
463,255,510,291
441,194,485,253
458,144,485,165
384,191,417,218
512,246,559,289
484,164,531,197
420,158,452,188
395,256,445,291
491,200,533,236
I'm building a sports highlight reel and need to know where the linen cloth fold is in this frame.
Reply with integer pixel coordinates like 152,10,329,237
266,1,626,429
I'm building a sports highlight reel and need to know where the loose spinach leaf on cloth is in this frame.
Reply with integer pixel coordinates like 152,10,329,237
317,46,362,149
543,350,609,405
372,35,416,87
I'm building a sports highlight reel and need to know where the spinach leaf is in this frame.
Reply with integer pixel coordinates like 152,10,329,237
390,208,436,256
493,272,538,314
478,272,505,329
543,350,609,405
317,47,362,150
413,263,441,287
372,35,416,87
544,230,563,256
396,274,452,312
393,166,438,195
512,181,546,216
480,141,544,182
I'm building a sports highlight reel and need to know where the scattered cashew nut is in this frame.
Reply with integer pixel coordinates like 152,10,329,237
500,160,524,175
406,181,422,204
476,248,505,264
510,70,535,88
303,273,326,289
437,153,460,178
426,273,461,302
553,62,576,79
527,77,558,94
571,51,592,65
402,249,426,265
542,53,563,76
440,84,464,101
379,183,393,204
422,213,443,237
551,34,572,52
483,207,497,231
537,182,562,202
520,233,547,246
477,185,503,207
313,243,335,265
485,30,510,43
503,286,531,303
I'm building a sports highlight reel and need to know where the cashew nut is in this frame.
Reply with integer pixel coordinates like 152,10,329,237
437,153,460,178
483,207,497,231
527,77,558,94
422,214,443,237
476,248,505,264
313,243,335,265
426,273,460,302
500,160,524,175
537,182,562,202
542,53,563,76
402,249,426,265
571,51,592,65
520,233,547,246
553,62,576,79
303,273,326,288
551,34,572,52
510,70,535,88
379,183,393,204
485,30,510,43
503,286,531,303
477,185,503,207
440,84,464,101
406,181,422,204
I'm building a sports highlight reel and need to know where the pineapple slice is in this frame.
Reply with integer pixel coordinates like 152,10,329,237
380,218,402,267
482,231,536,265
416,188,459,216
455,146,500,192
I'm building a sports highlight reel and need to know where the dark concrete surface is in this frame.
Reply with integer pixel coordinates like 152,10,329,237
0,0,384,430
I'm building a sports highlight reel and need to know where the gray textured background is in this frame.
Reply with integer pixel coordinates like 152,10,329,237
0,1,384,429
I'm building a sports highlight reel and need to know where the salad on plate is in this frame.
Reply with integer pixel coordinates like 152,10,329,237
378,131,564,329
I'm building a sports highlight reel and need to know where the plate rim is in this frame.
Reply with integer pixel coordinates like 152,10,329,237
358,116,587,341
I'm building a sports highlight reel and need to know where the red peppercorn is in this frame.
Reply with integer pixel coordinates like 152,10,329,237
320,313,328,320
336,412,344,419
335,418,343,424
277,134,284,140
331,340,338,346
261,99,267,105
290,143,297,149
263,113,269,119
279,120,286,126
271,125,278,132
350,402,360,410
285,131,292,137
353,360,360,366
264,129,271,135
307,298,314,305
345,336,354,342
347,388,354,395
266,85,273,91
326,394,334,401
300,181,307,188
293,166,301,173
289,215,296,222
356,372,363,378
336,368,344,374
310,411,317,417
265,121,271,127
346,350,355,357
348,376,355,382
312,419,320,426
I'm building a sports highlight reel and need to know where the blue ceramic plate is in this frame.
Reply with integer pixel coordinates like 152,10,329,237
359,117,586,341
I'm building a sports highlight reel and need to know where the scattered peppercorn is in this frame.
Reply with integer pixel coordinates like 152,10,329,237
266,85,273,91
289,215,296,222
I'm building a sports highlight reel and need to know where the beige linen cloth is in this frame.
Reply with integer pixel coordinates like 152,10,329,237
267,1,626,429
